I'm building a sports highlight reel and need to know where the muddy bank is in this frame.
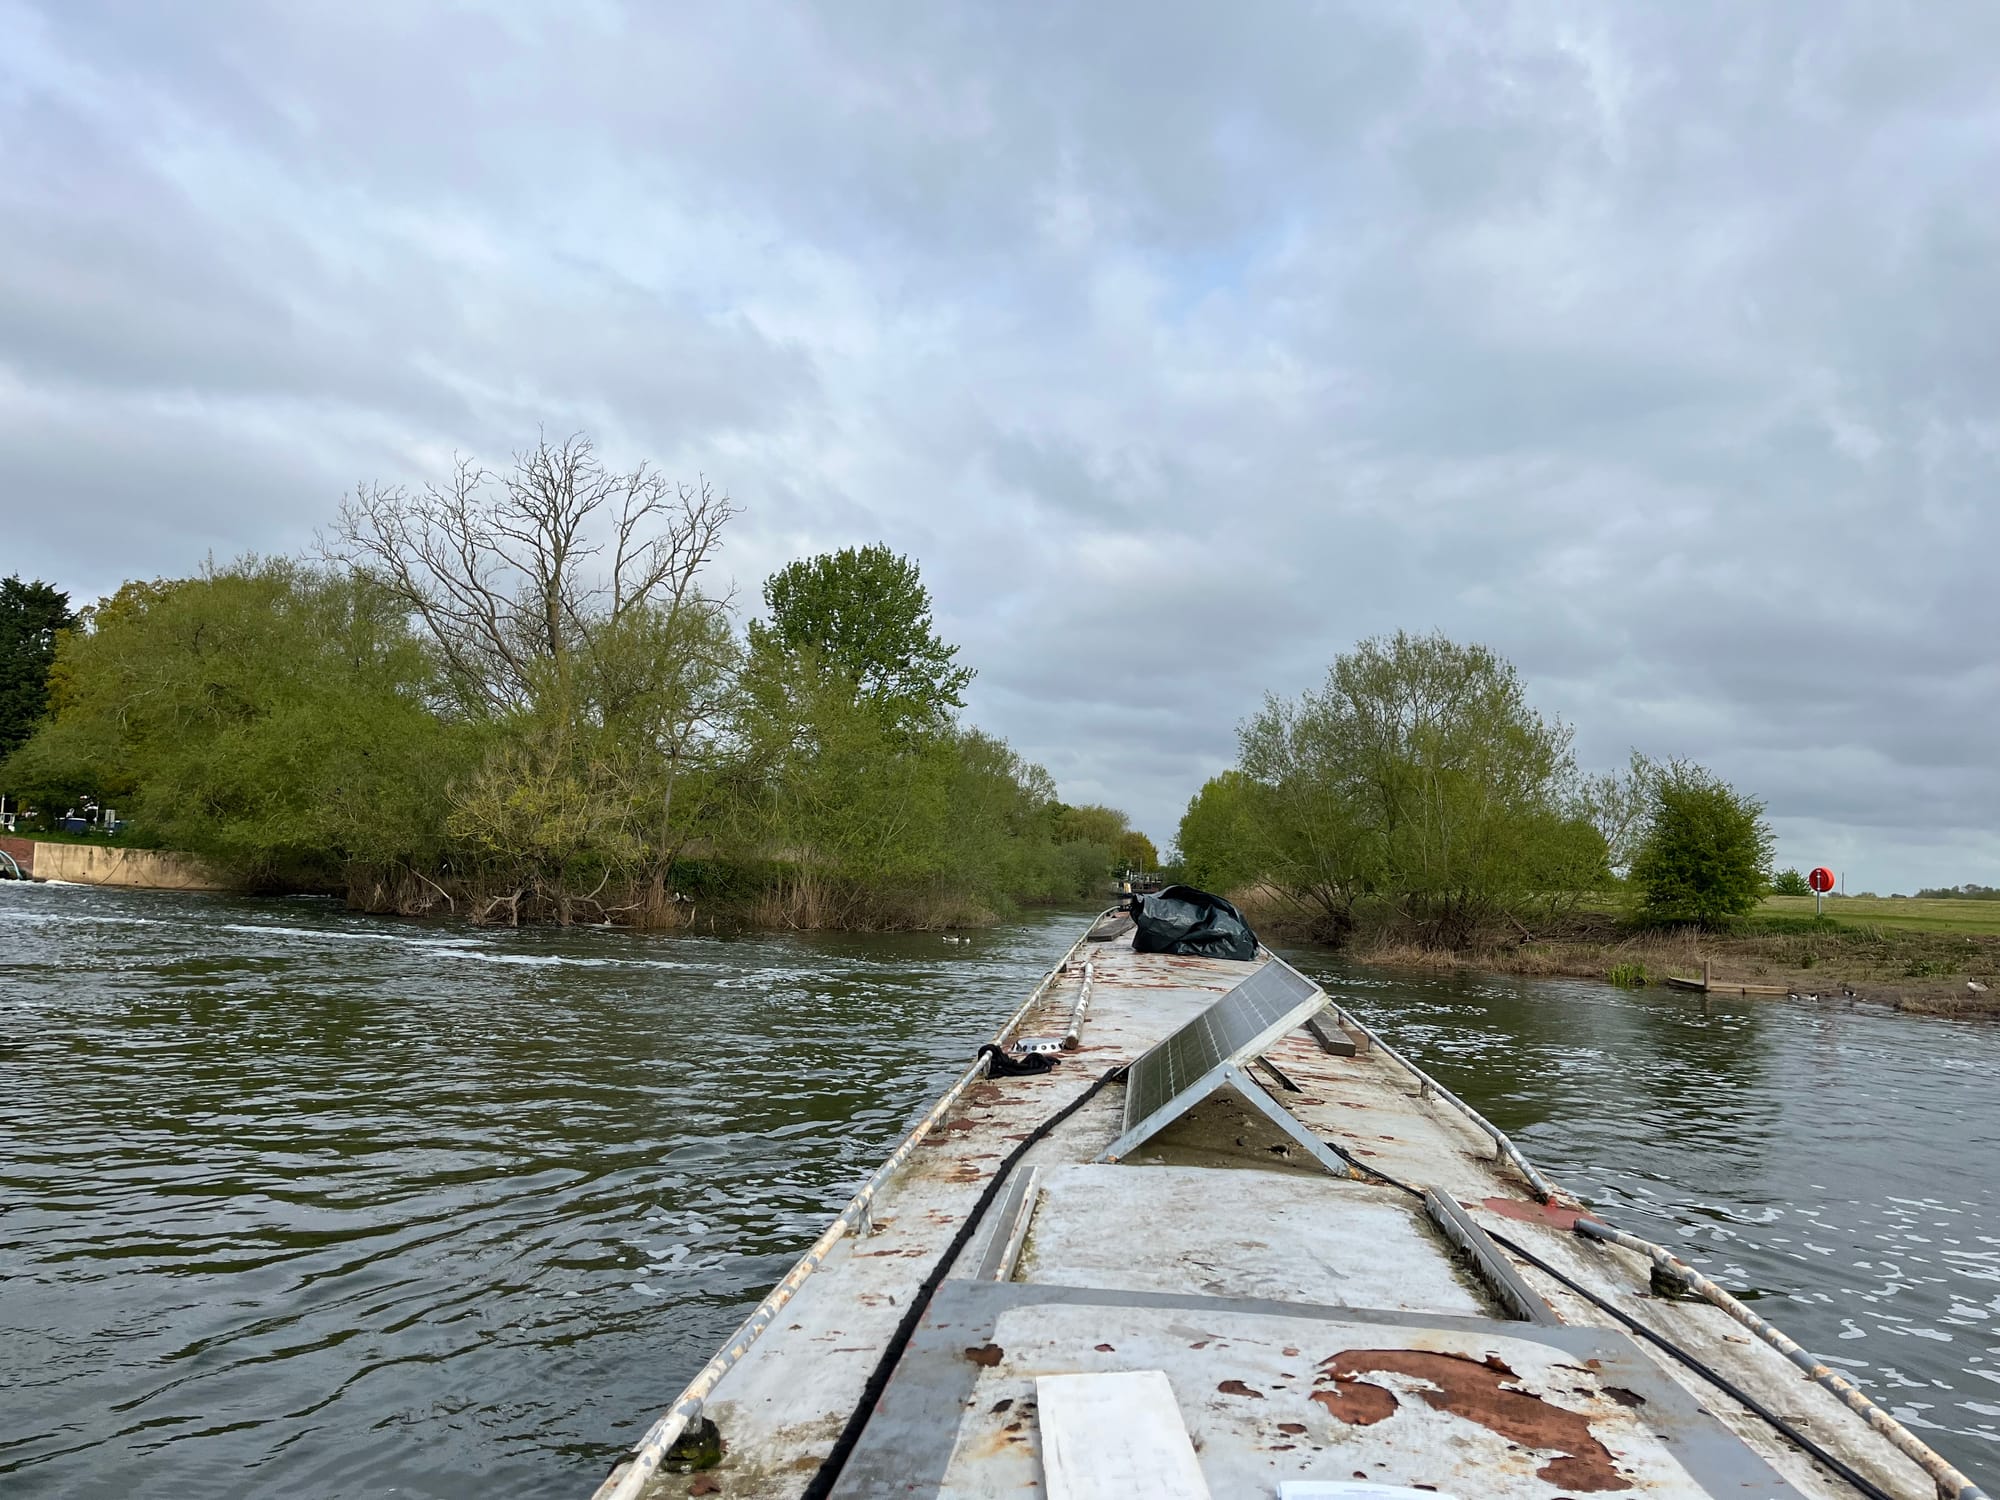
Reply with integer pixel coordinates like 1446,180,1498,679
1239,891,2000,1016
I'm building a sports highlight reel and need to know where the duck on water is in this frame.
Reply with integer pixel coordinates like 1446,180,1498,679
592,900,1987,1500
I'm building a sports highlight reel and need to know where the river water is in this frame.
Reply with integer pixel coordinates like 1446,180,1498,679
2,883,1995,1497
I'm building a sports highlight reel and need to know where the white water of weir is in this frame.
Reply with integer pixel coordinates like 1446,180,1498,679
2,881,1996,1497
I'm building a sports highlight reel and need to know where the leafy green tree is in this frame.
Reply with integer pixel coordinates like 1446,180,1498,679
1175,771,1266,893
1114,830,1160,871
1055,803,1128,847
0,576,78,760
1770,867,1811,896
2,561,464,882
1629,761,1774,925
1239,631,1597,946
748,545,972,736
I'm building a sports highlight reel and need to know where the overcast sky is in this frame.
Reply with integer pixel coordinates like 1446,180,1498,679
4,3,1997,892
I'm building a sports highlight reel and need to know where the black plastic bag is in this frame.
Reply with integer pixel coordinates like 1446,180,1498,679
1128,884,1259,961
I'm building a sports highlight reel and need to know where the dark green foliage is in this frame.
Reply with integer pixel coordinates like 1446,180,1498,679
1607,962,1648,988
748,544,972,737
1739,913,1840,935
1771,867,1811,896
1,562,464,881
1914,883,2000,900
0,576,77,760
1629,761,1774,926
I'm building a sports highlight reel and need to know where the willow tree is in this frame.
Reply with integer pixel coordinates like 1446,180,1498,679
1239,631,1603,946
1175,771,1266,894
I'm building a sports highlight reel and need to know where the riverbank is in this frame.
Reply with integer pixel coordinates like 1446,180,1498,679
1240,890,2000,1016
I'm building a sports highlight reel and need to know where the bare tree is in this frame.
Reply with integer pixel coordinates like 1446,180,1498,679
325,432,735,717
324,434,739,921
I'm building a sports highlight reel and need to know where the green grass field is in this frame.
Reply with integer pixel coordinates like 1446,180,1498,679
1759,893,2000,936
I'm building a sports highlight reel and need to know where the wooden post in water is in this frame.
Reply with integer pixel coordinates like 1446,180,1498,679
1702,958,1712,993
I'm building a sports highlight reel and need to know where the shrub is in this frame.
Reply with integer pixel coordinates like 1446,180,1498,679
1607,961,1648,988
1629,761,1773,926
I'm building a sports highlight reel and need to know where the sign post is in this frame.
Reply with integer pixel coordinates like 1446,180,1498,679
1808,865,1835,916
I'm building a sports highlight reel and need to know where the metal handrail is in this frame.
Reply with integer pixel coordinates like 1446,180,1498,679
1577,1217,1989,1500
1265,954,1561,1204
595,923,1102,1500
1291,957,1985,1500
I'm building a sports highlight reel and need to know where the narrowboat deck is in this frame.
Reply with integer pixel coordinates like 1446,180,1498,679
594,922,1978,1500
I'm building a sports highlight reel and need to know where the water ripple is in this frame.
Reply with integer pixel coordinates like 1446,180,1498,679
0,881,1080,1499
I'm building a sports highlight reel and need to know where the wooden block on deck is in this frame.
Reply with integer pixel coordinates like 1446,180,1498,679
1036,1370,1211,1500
1305,1010,1365,1056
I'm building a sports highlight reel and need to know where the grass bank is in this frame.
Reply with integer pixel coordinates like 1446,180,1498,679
1237,888,2000,1017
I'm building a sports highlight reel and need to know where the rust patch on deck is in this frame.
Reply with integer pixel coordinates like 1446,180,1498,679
964,1343,1003,1367
1217,1379,1263,1398
1480,1195,1584,1231
1310,1349,1630,1492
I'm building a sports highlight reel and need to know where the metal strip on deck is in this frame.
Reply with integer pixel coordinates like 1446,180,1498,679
829,1281,1816,1500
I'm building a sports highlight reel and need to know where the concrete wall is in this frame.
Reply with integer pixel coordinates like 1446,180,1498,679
0,838,232,891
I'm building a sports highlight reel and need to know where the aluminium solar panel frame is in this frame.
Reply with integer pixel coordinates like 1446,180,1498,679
1096,956,1361,1178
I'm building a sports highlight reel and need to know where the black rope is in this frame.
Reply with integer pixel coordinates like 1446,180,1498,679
799,1062,1125,1500
976,1042,1058,1077
1326,1139,1902,1500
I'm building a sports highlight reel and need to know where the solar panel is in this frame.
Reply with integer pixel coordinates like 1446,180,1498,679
1120,958,1324,1133
1099,957,1352,1173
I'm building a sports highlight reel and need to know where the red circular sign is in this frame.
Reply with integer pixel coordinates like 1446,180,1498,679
1808,867,1835,894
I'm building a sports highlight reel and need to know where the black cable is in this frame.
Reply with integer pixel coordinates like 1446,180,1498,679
1482,1224,1900,1500
799,1062,1126,1500
1325,1141,1901,1500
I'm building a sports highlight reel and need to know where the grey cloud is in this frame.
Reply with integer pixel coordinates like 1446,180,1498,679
4,1,1999,888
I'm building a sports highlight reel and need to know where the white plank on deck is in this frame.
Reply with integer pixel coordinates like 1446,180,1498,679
1035,1370,1212,1500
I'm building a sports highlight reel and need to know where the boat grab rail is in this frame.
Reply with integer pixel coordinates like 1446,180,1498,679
595,919,1109,1500
1291,955,1988,1500
1275,955,1560,1204
1574,1216,1989,1500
